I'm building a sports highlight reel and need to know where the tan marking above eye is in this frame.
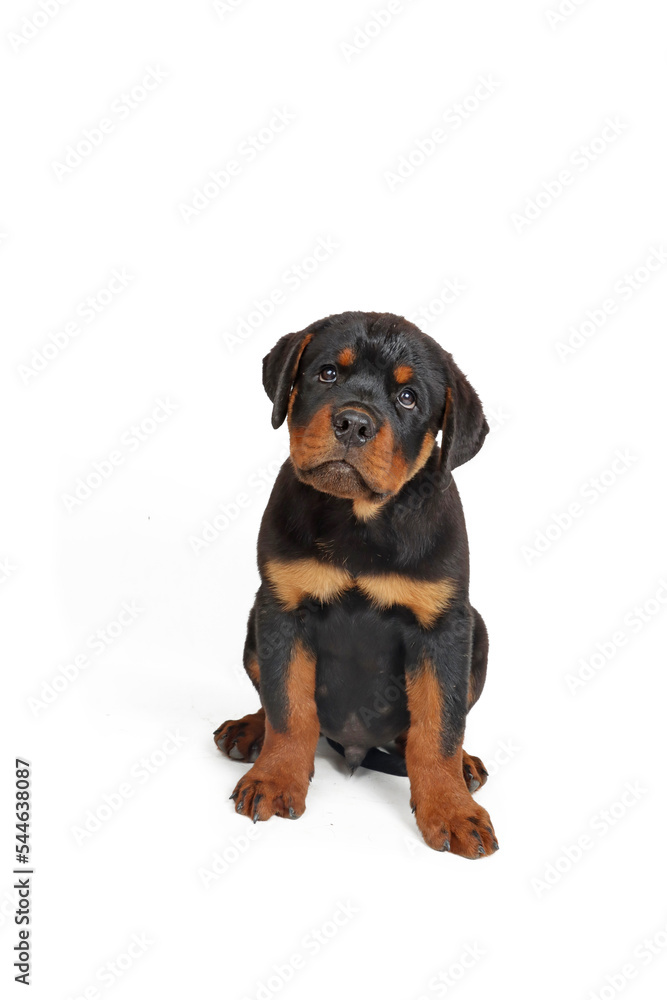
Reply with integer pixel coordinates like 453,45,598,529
263,557,456,627
338,347,356,367
394,365,413,384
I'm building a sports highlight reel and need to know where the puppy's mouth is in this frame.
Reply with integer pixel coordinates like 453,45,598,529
293,459,386,501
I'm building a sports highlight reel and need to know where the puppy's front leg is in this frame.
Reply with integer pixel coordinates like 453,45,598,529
231,592,318,822
406,602,499,857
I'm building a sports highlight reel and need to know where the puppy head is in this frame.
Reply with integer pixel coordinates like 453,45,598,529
263,312,487,512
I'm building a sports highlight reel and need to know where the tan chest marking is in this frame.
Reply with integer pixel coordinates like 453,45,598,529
352,497,388,521
264,557,456,627
264,558,353,610
356,573,456,627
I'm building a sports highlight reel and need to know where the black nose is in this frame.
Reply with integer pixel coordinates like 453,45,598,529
333,408,377,447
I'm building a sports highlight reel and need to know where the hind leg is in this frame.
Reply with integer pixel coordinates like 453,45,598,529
467,607,488,710
462,750,488,792
215,709,265,762
214,603,264,761
462,607,489,791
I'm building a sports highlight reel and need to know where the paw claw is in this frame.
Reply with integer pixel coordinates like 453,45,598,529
413,792,498,858
230,770,307,822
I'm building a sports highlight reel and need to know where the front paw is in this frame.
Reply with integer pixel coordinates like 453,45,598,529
413,795,499,858
230,766,308,823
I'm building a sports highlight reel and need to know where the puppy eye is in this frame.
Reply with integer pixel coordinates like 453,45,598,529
397,388,416,409
319,366,337,383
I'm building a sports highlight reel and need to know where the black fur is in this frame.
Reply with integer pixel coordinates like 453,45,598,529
246,311,489,770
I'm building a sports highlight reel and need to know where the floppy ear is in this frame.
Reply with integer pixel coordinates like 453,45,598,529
437,353,488,477
262,330,313,429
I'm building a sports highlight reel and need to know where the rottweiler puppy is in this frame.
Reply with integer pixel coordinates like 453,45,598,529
214,311,498,857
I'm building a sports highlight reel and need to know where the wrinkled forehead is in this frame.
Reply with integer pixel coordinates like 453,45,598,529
303,320,430,375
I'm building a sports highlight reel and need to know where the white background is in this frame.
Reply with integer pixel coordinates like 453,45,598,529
2,1,666,998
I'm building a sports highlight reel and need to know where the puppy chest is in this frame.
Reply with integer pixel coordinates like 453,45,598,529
263,556,457,628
